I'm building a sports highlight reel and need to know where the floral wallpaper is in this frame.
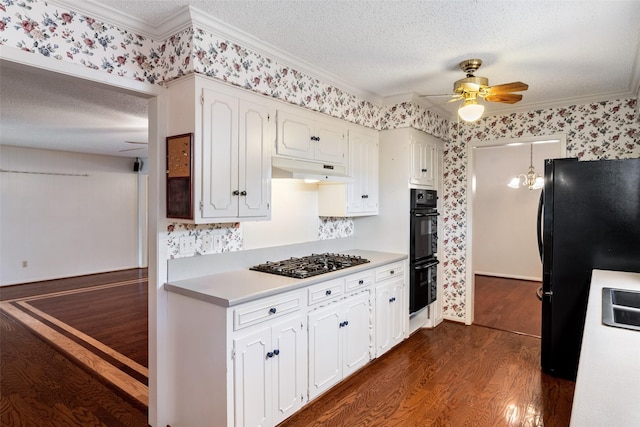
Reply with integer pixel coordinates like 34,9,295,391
166,216,353,259
190,27,383,129
0,0,163,82
318,217,354,240
2,0,639,320
439,99,640,320
166,222,241,259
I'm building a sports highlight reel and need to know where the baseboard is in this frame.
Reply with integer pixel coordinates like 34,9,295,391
474,271,541,282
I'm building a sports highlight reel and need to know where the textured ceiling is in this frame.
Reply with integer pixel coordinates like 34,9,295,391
93,0,640,105
1,61,149,157
2,0,640,157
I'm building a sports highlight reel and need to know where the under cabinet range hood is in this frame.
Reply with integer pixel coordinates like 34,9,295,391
272,157,352,182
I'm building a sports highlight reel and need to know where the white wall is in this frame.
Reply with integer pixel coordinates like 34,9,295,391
472,141,561,281
242,179,320,250
0,146,142,285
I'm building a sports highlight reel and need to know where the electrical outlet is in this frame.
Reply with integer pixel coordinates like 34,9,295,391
213,234,223,252
201,234,213,252
179,236,196,255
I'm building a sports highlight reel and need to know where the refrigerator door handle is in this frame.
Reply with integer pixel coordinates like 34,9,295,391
537,189,544,262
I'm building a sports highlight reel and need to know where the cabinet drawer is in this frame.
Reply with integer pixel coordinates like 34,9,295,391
345,270,374,293
375,261,405,282
308,278,344,306
234,292,302,330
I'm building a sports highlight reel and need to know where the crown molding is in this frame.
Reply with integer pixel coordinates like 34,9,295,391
184,6,382,104
50,1,382,104
483,89,636,117
380,92,414,106
50,0,161,39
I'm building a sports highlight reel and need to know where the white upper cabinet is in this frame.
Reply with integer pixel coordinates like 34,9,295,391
347,128,379,214
377,127,443,191
409,132,437,188
276,108,347,165
317,126,379,217
166,75,274,223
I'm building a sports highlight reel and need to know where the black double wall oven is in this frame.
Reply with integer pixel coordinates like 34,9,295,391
410,189,439,313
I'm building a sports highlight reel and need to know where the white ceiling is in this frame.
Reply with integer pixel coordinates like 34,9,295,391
2,0,640,158
1,61,150,157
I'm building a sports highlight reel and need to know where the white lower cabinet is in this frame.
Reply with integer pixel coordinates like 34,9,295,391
307,291,372,400
233,316,306,427
375,278,405,357
166,258,407,427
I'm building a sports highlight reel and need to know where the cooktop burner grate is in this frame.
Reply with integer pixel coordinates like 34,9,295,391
250,253,370,279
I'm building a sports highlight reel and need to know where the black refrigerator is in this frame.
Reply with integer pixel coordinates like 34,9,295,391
538,157,640,381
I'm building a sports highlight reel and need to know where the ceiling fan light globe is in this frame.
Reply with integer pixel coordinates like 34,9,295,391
458,102,484,122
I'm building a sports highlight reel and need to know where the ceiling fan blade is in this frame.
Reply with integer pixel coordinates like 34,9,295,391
125,141,148,145
486,82,528,94
419,93,456,98
484,93,523,104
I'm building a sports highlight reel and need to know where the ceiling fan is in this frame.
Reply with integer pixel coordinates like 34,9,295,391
118,140,148,152
423,58,529,122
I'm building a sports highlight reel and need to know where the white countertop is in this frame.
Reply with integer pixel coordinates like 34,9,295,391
570,269,640,427
164,250,407,307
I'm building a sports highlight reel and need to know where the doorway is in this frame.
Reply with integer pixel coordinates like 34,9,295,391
470,136,565,335
0,54,164,424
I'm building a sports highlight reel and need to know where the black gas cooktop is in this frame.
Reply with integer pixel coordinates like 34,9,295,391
250,253,370,279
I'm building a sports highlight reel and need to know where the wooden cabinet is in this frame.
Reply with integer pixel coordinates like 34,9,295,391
276,108,347,165
374,261,405,357
233,316,306,427
166,75,274,223
307,291,371,400
318,126,379,217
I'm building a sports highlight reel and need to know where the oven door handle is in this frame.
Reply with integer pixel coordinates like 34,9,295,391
413,212,439,217
414,260,440,270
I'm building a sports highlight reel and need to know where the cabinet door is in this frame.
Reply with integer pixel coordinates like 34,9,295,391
410,137,435,187
374,283,393,357
389,279,405,346
375,278,405,358
234,327,272,427
307,304,342,400
347,130,379,214
238,98,273,218
271,317,306,425
201,88,239,219
276,109,314,160
342,292,372,377
363,137,379,213
314,118,347,165
346,134,366,213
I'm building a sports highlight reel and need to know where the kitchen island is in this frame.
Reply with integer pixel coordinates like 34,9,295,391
570,269,640,426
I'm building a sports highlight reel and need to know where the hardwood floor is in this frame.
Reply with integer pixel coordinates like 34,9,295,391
1,270,574,427
474,275,542,337
0,268,148,301
0,312,148,426
279,322,574,427
0,269,148,426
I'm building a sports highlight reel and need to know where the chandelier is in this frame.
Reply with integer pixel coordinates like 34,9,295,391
507,144,544,190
